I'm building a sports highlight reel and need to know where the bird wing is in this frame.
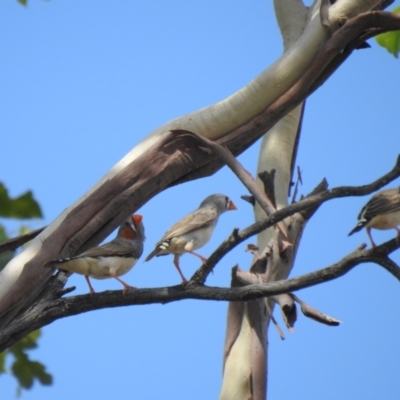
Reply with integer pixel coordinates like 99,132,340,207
73,240,135,259
159,208,218,242
360,190,400,220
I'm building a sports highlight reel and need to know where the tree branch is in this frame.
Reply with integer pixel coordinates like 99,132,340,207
290,294,341,326
191,134,288,237
0,228,45,254
1,236,399,351
190,155,400,284
369,256,400,280
184,11,400,186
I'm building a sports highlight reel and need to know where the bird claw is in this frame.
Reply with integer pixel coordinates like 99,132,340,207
122,285,137,296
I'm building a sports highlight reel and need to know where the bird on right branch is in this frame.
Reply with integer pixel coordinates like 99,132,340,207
348,188,400,248
145,194,237,283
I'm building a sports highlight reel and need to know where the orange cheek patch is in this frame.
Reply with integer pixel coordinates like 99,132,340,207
120,225,137,240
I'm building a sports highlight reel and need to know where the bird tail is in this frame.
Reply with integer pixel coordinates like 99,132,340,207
145,248,160,262
145,239,172,262
43,260,57,268
348,221,366,236
43,258,72,268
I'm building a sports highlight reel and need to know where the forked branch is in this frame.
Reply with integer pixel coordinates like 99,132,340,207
191,155,400,283
0,235,399,352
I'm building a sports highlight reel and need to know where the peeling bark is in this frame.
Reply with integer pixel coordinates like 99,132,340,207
219,2,395,398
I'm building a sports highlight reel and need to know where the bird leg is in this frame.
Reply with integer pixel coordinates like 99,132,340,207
186,250,208,265
396,229,400,244
388,224,400,244
366,227,377,248
84,275,96,294
110,272,136,295
186,250,214,274
173,255,188,284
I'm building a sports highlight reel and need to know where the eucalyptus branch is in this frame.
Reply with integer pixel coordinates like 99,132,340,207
191,134,289,240
0,227,45,254
190,155,400,284
1,236,399,352
369,256,400,280
290,294,341,326
193,134,278,216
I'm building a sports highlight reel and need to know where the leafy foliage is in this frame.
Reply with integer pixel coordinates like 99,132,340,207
0,183,42,219
0,225,14,271
0,331,53,396
376,6,400,58
17,0,27,6
0,183,51,395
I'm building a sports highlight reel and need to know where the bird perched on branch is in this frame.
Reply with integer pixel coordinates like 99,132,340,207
45,214,145,294
145,194,237,283
348,188,400,248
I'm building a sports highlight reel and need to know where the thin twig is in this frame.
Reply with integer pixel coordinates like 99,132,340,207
370,256,400,281
190,134,288,238
1,236,399,351
0,227,45,254
190,155,400,284
291,294,341,326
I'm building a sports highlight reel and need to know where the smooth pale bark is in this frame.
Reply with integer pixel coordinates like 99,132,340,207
219,0,310,394
255,104,304,248
219,0,382,399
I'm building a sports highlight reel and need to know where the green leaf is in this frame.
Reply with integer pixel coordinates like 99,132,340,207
375,6,400,58
12,356,34,389
32,361,53,385
0,183,42,219
6,331,53,394
0,193,48,392
0,225,14,271
10,330,41,354
0,250,14,271
17,0,27,5
12,359,53,389
0,224,8,242
0,350,7,374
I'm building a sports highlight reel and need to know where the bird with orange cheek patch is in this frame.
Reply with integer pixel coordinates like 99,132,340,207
45,214,145,294
145,194,237,283
348,188,400,248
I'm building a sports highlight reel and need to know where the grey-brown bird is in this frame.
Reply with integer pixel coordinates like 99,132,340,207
145,194,237,283
45,214,145,294
348,188,400,248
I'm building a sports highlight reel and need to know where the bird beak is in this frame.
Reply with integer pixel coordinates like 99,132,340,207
228,200,237,210
132,214,143,226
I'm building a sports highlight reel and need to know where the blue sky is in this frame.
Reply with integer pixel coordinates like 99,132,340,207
1,1,400,399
